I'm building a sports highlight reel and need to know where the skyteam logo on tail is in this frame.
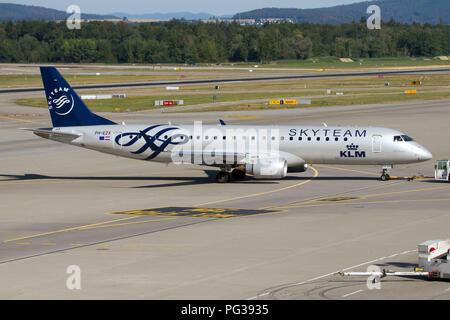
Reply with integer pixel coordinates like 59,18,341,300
47,87,74,116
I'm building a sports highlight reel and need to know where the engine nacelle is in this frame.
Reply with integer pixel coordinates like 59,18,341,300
245,158,287,179
288,164,308,173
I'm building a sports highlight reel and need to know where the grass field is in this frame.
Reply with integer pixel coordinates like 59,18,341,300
77,56,450,71
177,74,450,91
5,73,449,92
2,57,449,89
0,73,241,88
17,90,326,112
91,74,450,97
13,68,450,113
17,88,450,113
184,90,450,112
257,56,450,69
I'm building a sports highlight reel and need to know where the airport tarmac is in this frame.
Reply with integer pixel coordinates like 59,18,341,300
0,90,450,299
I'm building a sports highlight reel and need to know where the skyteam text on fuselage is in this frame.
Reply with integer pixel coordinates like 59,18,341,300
25,67,432,183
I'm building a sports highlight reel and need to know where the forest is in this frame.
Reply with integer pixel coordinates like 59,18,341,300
0,19,448,64
234,0,450,25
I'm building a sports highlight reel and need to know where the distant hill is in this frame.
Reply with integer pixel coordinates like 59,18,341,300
233,0,450,24
112,12,215,20
0,3,118,22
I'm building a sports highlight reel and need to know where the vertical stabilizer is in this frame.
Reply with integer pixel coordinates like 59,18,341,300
40,67,116,127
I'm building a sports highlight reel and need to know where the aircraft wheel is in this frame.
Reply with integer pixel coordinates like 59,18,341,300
380,174,390,181
216,172,231,183
231,169,246,180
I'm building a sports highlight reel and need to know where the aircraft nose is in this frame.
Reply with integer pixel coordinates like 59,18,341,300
418,146,432,161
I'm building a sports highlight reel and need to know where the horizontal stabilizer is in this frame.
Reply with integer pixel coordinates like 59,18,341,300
21,128,81,141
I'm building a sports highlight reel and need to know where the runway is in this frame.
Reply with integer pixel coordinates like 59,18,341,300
0,94,450,299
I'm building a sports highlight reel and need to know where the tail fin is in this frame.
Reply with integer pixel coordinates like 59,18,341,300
40,67,116,127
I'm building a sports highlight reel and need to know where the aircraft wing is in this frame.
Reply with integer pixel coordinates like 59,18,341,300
170,150,247,165
169,151,288,166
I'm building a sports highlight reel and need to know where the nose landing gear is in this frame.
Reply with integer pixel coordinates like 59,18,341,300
380,165,393,181
380,171,391,181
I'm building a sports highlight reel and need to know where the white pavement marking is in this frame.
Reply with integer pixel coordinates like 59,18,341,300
342,289,363,298
248,249,416,300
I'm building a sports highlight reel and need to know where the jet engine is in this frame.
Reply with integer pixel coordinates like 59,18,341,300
245,158,287,179
288,164,308,173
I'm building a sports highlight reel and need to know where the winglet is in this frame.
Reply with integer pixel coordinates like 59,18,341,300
219,119,226,126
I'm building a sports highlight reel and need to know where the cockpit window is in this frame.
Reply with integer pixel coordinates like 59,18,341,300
394,135,414,142
401,135,413,141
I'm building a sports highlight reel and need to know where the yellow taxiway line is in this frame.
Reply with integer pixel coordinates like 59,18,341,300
194,166,319,207
278,184,450,209
2,216,139,243
78,217,178,230
314,164,380,176
0,115,45,124
286,198,450,209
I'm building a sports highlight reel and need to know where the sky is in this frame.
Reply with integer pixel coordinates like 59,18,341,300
5,0,370,15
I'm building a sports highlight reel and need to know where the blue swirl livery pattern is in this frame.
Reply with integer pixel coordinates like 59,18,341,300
115,125,189,160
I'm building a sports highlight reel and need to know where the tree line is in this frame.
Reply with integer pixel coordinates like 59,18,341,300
0,19,448,64
233,0,450,25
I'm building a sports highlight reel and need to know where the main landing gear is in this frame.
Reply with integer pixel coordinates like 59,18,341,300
231,168,246,181
216,167,246,183
216,171,231,183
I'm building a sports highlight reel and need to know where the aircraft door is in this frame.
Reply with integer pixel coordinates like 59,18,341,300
436,160,448,180
372,135,382,153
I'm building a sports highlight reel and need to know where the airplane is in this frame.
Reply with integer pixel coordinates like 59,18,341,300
24,67,432,183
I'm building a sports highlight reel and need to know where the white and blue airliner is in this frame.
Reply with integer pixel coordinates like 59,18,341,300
25,67,432,183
